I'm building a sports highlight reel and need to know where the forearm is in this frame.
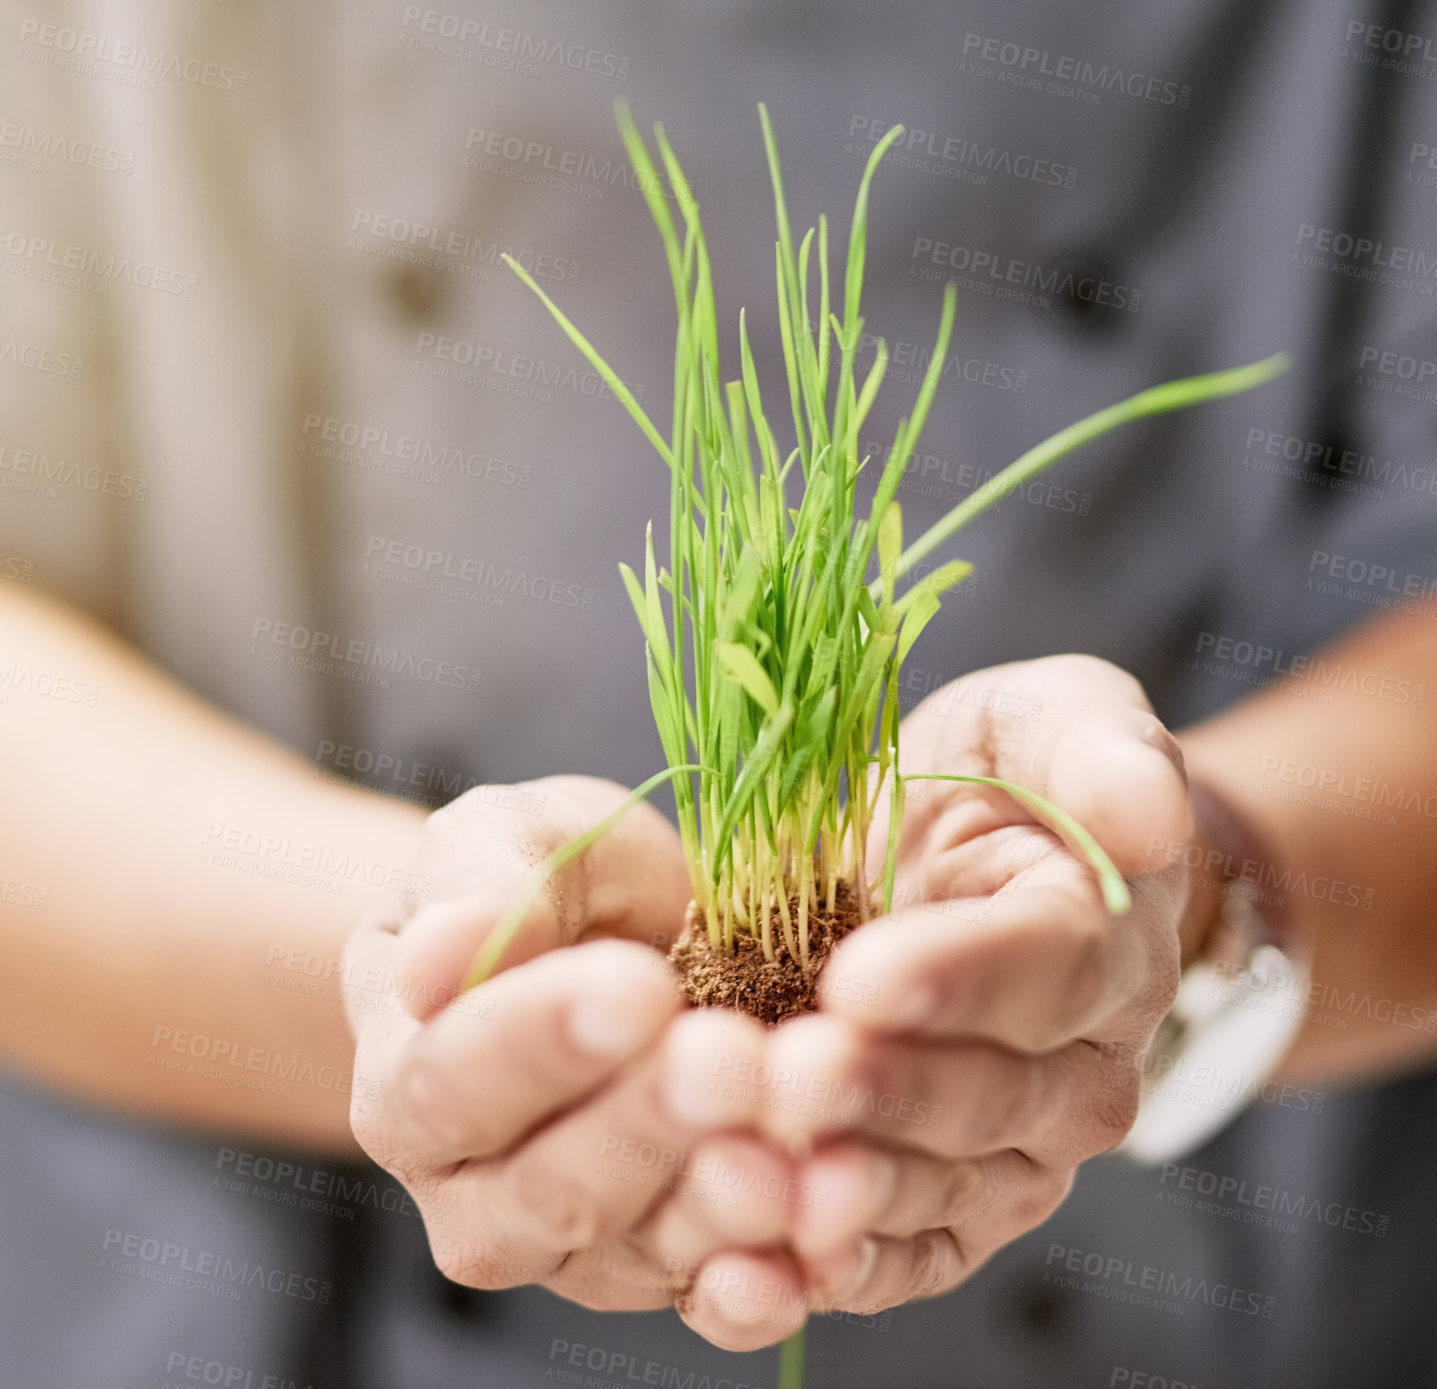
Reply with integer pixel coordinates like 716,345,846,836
1177,610,1437,1085
0,587,425,1152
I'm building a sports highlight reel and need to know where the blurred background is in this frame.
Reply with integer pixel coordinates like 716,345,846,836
2,1,1435,1385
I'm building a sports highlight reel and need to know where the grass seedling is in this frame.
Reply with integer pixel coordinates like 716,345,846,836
469,102,1286,1389
472,100,1286,1015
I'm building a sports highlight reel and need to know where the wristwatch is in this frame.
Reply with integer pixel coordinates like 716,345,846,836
1120,782,1312,1164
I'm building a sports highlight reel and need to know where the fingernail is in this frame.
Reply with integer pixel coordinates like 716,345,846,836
567,992,654,1060
663,1014,737,1127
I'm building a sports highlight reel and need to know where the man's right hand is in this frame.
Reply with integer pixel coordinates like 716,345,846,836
341,777,817,1350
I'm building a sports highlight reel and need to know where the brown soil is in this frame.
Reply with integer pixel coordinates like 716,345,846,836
668,880,863,1027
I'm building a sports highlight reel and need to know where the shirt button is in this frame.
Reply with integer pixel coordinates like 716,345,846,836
1049,251,1129,331
385,262,446,322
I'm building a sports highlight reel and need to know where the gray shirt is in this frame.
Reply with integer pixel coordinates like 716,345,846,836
2,2,1434,1385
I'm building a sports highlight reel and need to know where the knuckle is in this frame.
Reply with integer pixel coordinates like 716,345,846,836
393,1052,474,1155
430,1231,501,1289
347,1098,391,1166
963,1054,1036,1152
907,1229,963,1301
937,1159,985,1225
508,1161,607,1250
1043,653,1145,704
1086,1073,1142,1153
1052,916,1110,1039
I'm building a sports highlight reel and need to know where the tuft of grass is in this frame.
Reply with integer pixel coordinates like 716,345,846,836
477,100,1285,990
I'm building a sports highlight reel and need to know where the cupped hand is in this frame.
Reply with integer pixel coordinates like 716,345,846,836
762,655,1190,1317
342,776,808,1349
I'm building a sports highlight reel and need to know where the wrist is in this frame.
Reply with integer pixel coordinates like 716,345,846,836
1177,777,1297,967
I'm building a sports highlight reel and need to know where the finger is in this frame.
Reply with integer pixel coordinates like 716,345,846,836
487,1009,773,1255
811,1230,970,1317
765,1015,1133,1162
541,1243,680,1313
343,900,419,1045
394,775,692,1013
676,1248,810,1353
343,906,423,1171
385,939,681,1168
633,1133,800,1274
392,878,564,1019
981,656,1191,877
792,1142,1069,1259
820,867,1151,1049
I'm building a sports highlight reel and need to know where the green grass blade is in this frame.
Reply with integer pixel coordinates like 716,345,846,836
778,1324,807,1389
898,773,1132,914
892,352,1291,585
462,765,707,990
502,253,678,475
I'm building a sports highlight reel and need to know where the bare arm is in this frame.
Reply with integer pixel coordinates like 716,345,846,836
1180,609,1437,1085
0,585,425,1152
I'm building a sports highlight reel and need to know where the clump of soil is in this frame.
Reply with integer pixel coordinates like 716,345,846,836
668,880,863,1027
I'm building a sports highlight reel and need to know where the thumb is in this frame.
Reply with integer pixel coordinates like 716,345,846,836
1042,710,1192,877
982,657,1192,879
391,775,691,1020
